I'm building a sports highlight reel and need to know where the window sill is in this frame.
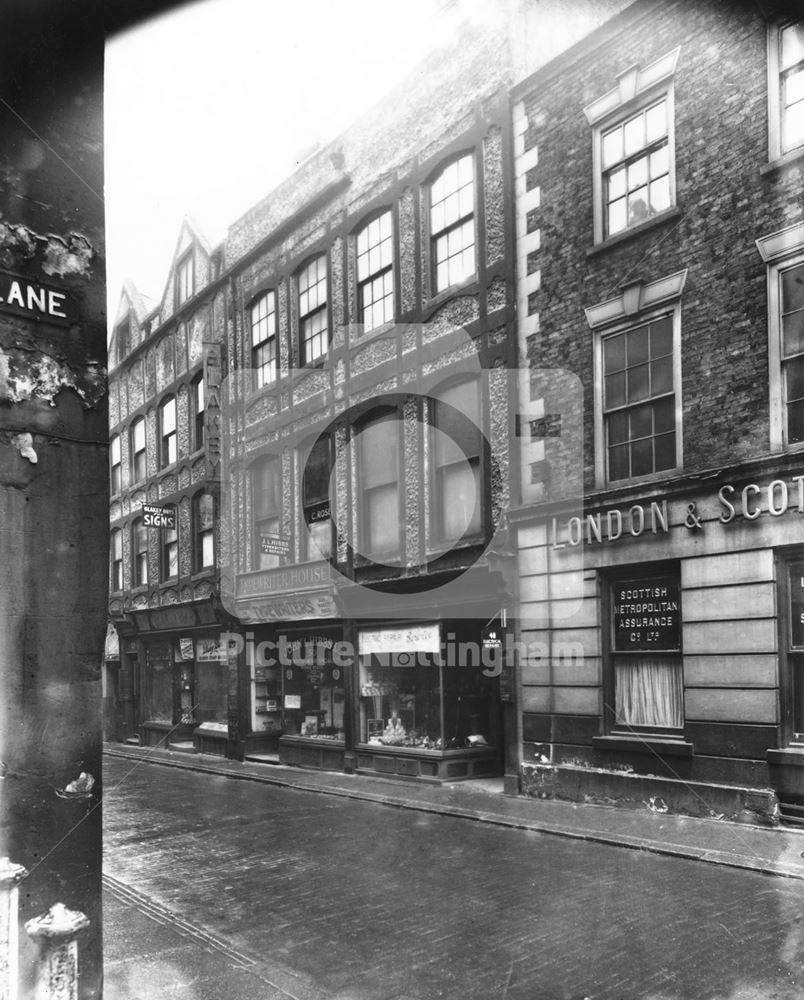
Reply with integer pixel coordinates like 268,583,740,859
422,274,479,317
593,734,693,757
760,147,804,177
587,206,682,257
597,464,682,492
767,747,804,767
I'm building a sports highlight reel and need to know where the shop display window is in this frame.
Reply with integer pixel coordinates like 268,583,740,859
357,624,495,751
280,635,345,741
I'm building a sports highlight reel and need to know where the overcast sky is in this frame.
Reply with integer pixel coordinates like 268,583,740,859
103,0,499,330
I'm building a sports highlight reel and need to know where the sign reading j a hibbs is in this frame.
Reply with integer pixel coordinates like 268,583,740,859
0,270,78,326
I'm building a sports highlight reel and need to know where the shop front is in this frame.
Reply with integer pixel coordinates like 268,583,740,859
514,459,804,824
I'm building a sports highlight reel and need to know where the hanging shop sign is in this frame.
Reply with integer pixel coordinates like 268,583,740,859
142,503,176,529
612,576,681,651
551,472,804,550
0,270,78,326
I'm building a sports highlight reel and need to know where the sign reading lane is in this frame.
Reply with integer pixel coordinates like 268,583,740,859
0,270,78,326
142,504,176,529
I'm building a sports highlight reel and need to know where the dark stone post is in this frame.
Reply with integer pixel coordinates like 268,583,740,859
0,4,106,996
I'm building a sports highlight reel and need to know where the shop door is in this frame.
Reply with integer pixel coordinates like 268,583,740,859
784,560,804,743
174,661,196,733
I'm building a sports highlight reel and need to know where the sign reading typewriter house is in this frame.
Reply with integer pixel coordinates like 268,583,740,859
613,576,680,651
0,269,79,326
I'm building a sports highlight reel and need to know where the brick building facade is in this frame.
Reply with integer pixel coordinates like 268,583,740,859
511,0,804,823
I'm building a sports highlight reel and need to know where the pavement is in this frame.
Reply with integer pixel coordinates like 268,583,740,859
102,748,804,1000
103,742,804,880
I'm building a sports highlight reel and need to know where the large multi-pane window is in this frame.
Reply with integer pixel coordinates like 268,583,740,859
779,259,804,444
161,521,178,580
251,291,278,387
600,98,671,238
194,492,215,570
110,434,121,494
132,517,148,587
175,251,194,306
780,22,804,154
192,373,205,451
602,315,676,482
253,457,282,569
111,528,123,592
357,211,394,331
359,411,400,561
432,381,482,542
302,435,333,560
159,396,177,468
130,417,146,482
298,256,328,364
430,153,475,293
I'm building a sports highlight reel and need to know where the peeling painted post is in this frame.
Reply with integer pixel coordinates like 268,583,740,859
0,859,27,1000
25,905,89,1000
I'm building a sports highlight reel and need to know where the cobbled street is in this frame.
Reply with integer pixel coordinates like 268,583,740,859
103,755,804,1000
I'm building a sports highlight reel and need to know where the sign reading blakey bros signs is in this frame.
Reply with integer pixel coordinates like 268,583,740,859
0,270,78,326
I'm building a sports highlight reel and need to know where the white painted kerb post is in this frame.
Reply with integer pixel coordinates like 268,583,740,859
25,904,89,1000
0,859,27,1000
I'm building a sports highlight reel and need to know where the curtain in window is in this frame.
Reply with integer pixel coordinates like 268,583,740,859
614,656,682,729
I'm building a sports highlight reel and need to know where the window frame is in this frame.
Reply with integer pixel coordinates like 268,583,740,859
193,491,215,572
297,255,329,366
175,250,195,307
129,417,147,484
131,516,148,587
357,408,402,564
767,18,804,165
356,209,395,333
584,48,680,247
601,563,685,739
158,395,177,469
191,372,205,451
110,434,122,494
429,151,477,295
252,455,283,570
160,518,178,582
111,527,123,593
301,434,334,562
586,270,687,489
757,222,804,452
115,318,130,365
250,289,278,388
430,378,485,548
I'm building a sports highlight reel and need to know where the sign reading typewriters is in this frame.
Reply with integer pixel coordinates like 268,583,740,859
142,504,176,529
260,535,290,557
612,576,680,651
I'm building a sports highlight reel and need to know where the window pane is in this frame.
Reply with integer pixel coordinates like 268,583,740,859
307,518,332,560
788,398,804,444
645,100,667,143
608,410,628,445
783,310,804,357
650,145,669,178
627,155,647,189
627,363,650,402
623,112,645,156
366,484,398,555
604,332,626,373
782,263,804,313
605,371,626,409
786,66,804,105
607,165,626,200
304,437,331,506
651,317,673,357
653,395,675,434
162,398,176,433
615,658,683,728
435,381,481,459
608,443,629,481
649,176,671,214
607,198,627,236
602,125,623,168
783,100,804,150
630,436,653,477
629,402,652,440
627,187,649,226
440,461,480,539
781,22,804,72
654,431,676,470
361,416,398,488
651,356,673,395
787,356,804,403
626,325,649,365
201,532,214,567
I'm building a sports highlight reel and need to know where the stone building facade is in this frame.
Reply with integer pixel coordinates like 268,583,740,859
510,0,804,823
107,219,236,755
